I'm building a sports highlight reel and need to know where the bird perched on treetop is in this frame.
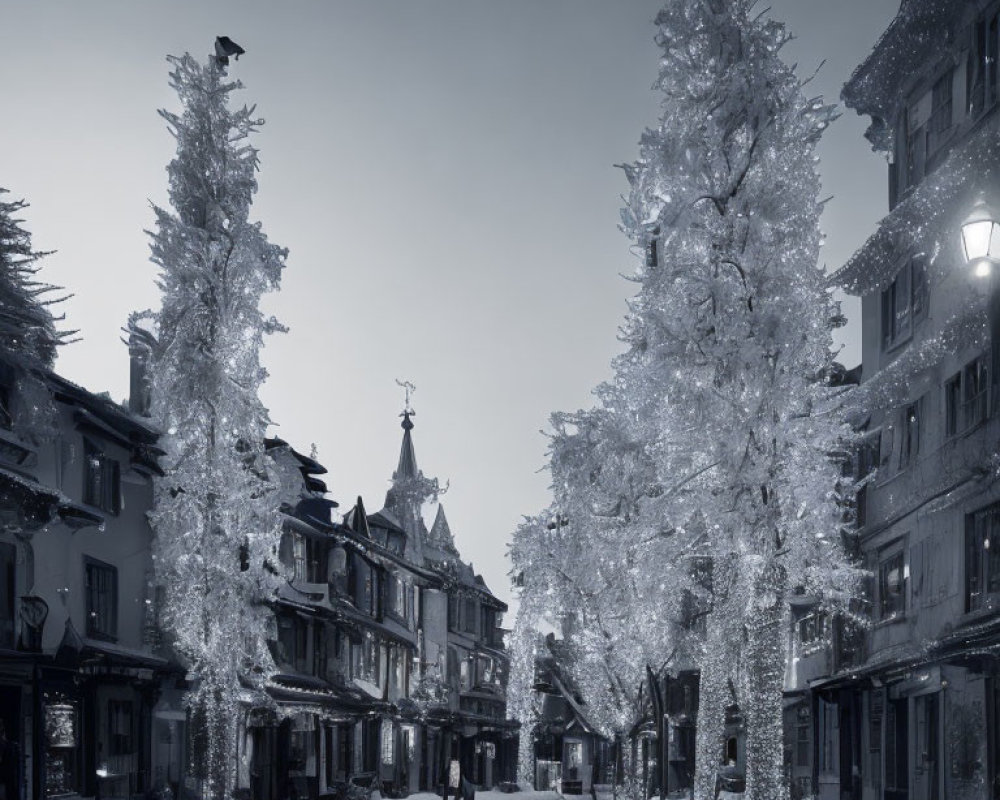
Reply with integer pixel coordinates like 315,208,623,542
214,36,245,66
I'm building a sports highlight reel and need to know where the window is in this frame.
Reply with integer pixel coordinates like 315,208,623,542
945,356,991,436
878,547,906,620
480,606,493,643
276,614,308,672
946,373,962,437
448,594,459,632
463,597,477,635
798,612,828,648
964,355,989,429
881,265,910,349
926,70,954,158
855,432,881,528
969,11,1000,117
795,708,810,768
313,623,327,678
387,644,408,695
83,439,120,514
387,574,407,622
348,555,381,617
381,720,395,765
85,558,117,640
881,259,927,351
293,534,307,582
899,401,920,468
354,631,380,684
904,99,926,189
966,502,1000,612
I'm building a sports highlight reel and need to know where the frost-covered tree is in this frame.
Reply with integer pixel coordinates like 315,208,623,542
144,53,286,799
513,3,859,799
510,395,699,796
0,189,69,439
614,2,856,798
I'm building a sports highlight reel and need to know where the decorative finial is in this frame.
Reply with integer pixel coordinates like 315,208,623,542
396,379,416,430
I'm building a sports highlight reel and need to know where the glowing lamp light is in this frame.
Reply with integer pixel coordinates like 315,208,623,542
961,202,1000,269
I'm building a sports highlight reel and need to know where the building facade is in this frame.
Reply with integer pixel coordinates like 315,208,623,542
225,409,517,800
792,2,1000,799
0,364,172,800
0,332,516,800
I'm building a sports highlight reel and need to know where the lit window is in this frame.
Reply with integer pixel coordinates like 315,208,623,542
878,548,906,620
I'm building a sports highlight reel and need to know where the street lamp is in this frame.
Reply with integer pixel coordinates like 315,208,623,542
961,201,1000,276
962,199,1000,411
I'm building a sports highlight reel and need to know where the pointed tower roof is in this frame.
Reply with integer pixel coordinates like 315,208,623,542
344,495,371,538
395,410,419,479
427,503,459,557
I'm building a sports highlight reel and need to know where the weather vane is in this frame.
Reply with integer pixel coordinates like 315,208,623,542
395,379,416,417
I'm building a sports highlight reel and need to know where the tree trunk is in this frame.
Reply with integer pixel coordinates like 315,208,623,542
693,617,728,800
743,564,788,800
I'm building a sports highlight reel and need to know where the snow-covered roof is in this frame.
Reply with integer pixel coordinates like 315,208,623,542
842,0,960,130
831,120,1000,297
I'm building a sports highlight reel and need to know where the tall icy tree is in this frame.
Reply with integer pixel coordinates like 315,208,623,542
0,189,68,438
512,3,859,800
144,52,286,798
615,3,857,798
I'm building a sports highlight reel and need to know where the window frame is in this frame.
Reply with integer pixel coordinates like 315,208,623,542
84,556,118,641
462,597,477,635
83,437,121,515
945,372,962,437
966,502,1000,613
877,544,907,622
969,10,1000,120
881,259,928,352
963,355,989,430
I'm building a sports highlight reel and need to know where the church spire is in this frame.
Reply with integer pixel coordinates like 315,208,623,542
394,379,419,479
382,380,442,563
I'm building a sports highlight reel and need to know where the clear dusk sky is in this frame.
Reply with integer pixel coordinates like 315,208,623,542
1,0,898,614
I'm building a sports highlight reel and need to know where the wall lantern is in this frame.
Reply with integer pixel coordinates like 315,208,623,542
961,200,1000,276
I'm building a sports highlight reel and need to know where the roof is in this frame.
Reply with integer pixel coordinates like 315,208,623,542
841,0,960,131
343,495,371,537
368,507,405,535
427,503,458,555
46,371,159,444
831,117,1000,296
395,411,419,479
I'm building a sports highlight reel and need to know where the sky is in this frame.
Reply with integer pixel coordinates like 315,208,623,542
1,0,898,616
